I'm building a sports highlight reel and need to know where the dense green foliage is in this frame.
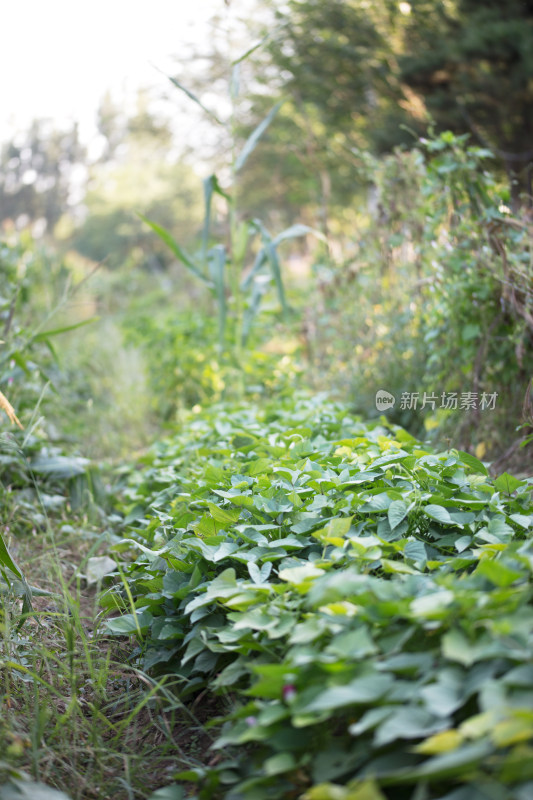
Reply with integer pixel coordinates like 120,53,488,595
0,4,532,798
265,0,533,203
310,132,533,453
105,396,533,799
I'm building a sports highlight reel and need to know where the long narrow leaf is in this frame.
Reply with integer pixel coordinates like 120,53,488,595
208,245,227,345
241,247,267,291
232,34,271,66
273,223,325,246
0,532,23,580
234,101,284,173
32,317,97,342
242,275,269,345
138,214,212,287
202,175,230,263
9,351,31,376
230,63,241,101
249,218,272,241
166,74,224,125
264,241,289,317
202,177,214,263
248,219,289,316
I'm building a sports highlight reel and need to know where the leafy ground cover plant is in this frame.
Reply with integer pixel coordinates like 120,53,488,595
104,395,533,799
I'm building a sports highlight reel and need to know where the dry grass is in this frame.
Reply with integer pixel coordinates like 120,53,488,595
0,390,23,429
0,523,210,800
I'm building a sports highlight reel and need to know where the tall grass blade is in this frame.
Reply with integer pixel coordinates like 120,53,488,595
138,214,212,286
32,317,97,342
22,381,50,448
234,101,284,173
232,34,271,66
230,63,241,100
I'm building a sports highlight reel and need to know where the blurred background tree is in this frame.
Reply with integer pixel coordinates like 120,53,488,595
0,120,86,234
68,92,203,270
260,0,533,207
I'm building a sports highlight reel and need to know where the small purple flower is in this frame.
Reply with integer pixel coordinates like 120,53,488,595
245,716,257,727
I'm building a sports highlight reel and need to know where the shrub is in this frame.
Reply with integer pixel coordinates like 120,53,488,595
309,132,533,457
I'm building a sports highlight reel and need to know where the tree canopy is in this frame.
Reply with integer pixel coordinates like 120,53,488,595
266,0,533,204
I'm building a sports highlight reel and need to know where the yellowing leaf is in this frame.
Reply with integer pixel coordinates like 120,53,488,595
459,711,496,739
314,516,353,545
424,416,440,432
475,442,487,459
335,446,353,458
377,436,401,451
414,729,463,754
303,779,387,800
278,564,325,584
492,717,533,747
207,502,241,525
318,602,359,617
381,558,419,575
0,390,23,429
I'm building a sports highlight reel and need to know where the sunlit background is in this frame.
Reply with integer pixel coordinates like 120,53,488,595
1,0,222,141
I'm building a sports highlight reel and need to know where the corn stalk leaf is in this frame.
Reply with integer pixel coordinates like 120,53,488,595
166,74,223,125
202,175,230,263
208,245,227,345
138,215,213,287
273,223,325,246
230,63,241,100
242,276,269,345
248,219,289,316
242,221,317,292
241,247,268,291
234,101,284,173
232,34,271,66
264,241,288,318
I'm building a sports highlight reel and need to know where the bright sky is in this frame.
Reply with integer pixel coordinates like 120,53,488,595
1,0,232,143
